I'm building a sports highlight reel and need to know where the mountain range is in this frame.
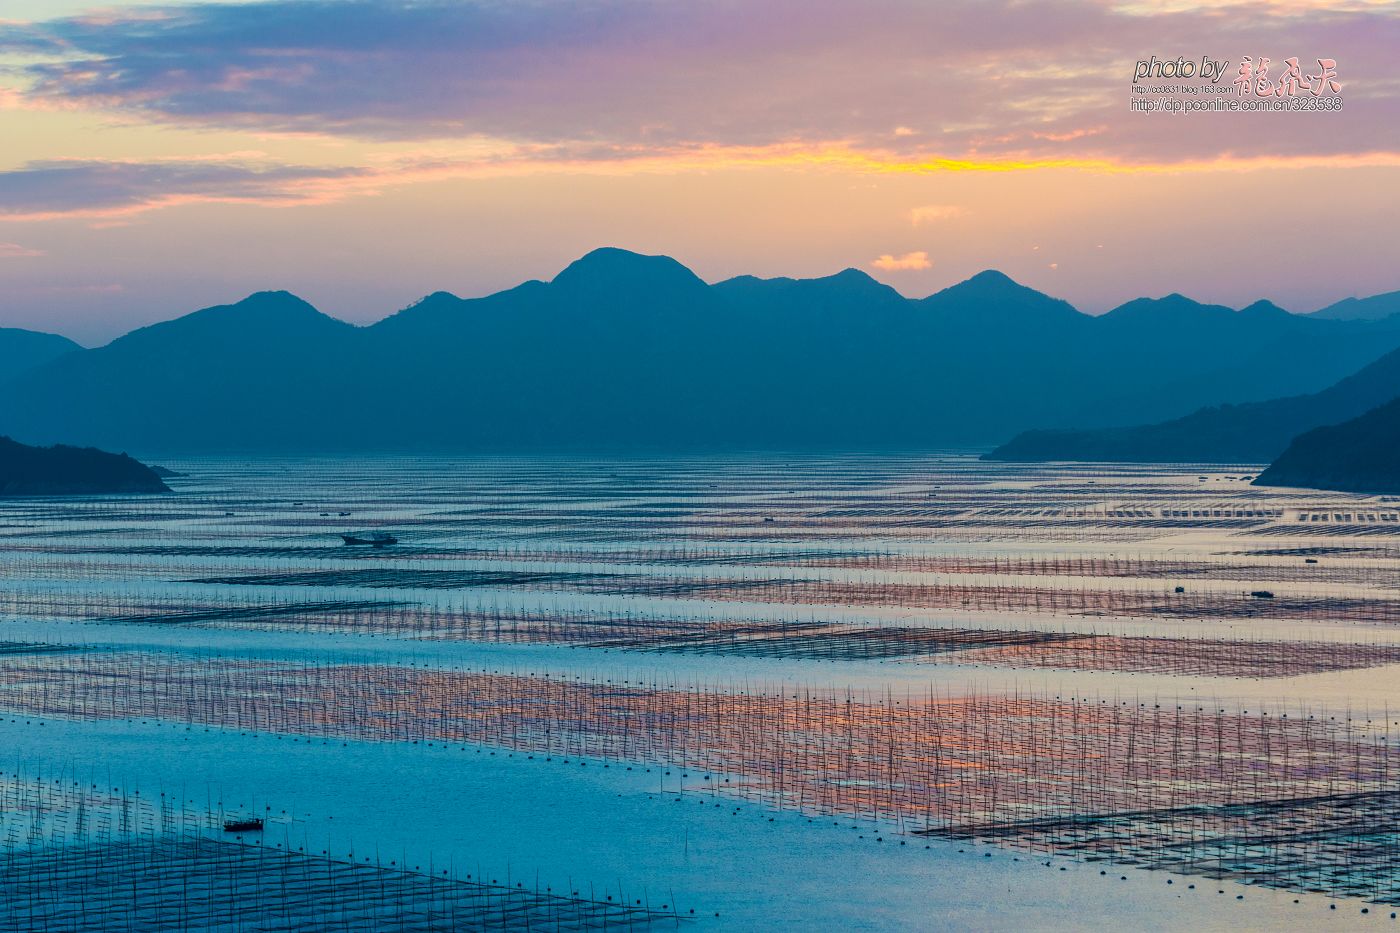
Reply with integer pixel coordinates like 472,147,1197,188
985,343,1400,464
1309,289,1400,322
5,248,1400,454
1254,398,1400,493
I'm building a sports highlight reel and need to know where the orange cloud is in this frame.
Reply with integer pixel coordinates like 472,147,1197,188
6,142,1400,225
871,251,931,271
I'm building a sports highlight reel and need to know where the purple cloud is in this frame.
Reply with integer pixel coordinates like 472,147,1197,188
0,159,368,219
4,0,1397,163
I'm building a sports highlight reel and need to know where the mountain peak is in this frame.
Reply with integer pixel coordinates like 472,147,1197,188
936,269,1047,300
238,289,304,303
223,289,316,312
1153,293,1200,310
709,266,906,313
1103,293,1232,321
922,269,1082,322
199,290,343,328
403,290,462,313
552,247,706,295
190,290,337,325
419,289,461,304
965,269,1017,288
826,267,906,298
1239,299,1291,317
106,289,350,351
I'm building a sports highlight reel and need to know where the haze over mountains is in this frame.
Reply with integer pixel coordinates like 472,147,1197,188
0,327,81,380
987,344,1400,464
1309,290,1400,323
4,248,1400,455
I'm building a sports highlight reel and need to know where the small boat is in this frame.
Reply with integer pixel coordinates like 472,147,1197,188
223,817,264,833
341,531,398,546
1249,590,1275,599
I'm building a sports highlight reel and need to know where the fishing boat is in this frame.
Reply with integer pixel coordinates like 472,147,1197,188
223,817,264,833
341,531,397,546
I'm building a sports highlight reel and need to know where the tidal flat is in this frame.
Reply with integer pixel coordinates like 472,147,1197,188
3,455,1399,930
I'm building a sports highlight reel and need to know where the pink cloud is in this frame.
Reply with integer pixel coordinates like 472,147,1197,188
0,241,44,257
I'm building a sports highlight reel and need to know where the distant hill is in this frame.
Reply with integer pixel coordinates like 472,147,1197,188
0,436,169,495
1255,397,1400,493
985,343,1400,463
5,248,1400,453
0,327,80,378
2,290,363,451
1311,290,1400,322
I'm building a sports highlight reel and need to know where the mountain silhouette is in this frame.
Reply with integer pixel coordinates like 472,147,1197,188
3,291,363,450
1255,397,1400,493
5,248,1400,454
1099,293,1236,326
921,269,1084,326
551,246,709,299
1311,289,1400,322
986,343,1400,463
0,326,80,378
0,435,168,495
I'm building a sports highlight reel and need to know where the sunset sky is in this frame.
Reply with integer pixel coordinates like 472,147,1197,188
2,0,1398,343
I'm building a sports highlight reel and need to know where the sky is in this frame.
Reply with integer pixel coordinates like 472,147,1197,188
1,0,1398,344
